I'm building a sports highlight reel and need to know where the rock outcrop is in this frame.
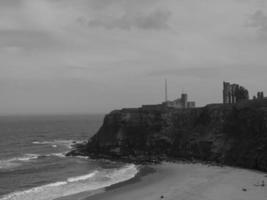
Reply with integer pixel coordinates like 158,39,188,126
69,100,267,171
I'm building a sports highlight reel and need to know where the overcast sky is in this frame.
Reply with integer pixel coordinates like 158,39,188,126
0,0,267,115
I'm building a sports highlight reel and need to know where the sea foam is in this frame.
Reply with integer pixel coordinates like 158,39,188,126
32,140,84,149
0,164,138,200
0,154,40,169
45,152,66,158
0,152,71,170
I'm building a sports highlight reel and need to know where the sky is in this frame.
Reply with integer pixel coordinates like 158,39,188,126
0,0,267,115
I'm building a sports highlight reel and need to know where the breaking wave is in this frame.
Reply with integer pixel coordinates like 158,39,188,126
48,152,66,158
0,164,138,200
32,140,81,149
0,154,40,169
0,152,71,170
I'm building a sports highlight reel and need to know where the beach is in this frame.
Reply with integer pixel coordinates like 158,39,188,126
74,162,267,200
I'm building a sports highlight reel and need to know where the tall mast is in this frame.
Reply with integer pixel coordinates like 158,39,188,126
165,79,168,102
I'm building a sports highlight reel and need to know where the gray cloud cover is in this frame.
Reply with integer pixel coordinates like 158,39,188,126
87,9,171,30
0,0,267,114
248,10,267,34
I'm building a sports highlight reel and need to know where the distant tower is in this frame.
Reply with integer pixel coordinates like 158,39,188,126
165,79,168,102
181,93,188,108
223,81,231,104
257,92,261,99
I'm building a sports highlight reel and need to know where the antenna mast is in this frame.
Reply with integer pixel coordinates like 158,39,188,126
165,79,168,102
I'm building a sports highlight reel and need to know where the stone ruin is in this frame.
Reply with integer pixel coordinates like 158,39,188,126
253,91,265,100
223,82,249,104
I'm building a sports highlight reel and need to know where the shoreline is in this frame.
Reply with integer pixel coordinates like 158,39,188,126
106,165,156,191
60,161,267,200
56,165,155,200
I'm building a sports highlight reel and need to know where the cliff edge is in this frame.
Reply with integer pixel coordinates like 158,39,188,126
69,100,267,171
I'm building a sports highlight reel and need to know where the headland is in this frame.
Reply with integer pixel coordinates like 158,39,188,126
69,98,267,171
66,81,267,200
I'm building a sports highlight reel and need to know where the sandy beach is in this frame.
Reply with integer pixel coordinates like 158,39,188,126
61,162,267,200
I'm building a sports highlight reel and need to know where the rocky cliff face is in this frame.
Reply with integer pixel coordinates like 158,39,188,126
70,100,267,171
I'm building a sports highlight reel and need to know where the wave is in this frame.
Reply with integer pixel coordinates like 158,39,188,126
0,154,40,169
0,164,138,200
67,171,98,182
75,155,88,159
49,153,66,158
39,151,68,158
32,140,84,149
0,151,89,170
0,152,71,170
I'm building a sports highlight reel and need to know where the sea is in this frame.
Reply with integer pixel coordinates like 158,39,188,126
0,115,138,200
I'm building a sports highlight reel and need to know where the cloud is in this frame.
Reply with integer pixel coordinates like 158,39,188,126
0,29,62,49
87,9,171,30
1,0,267,114
85,0,160,10
148,67,222,79
248,10,267,35
148,65,267,81
0,0,21,7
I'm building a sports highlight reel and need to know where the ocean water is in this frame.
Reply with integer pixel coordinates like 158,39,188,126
0,115,138,200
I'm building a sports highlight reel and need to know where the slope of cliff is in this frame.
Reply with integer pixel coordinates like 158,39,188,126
69,100,267,171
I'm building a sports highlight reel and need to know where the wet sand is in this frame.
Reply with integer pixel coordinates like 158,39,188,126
61,162,267,200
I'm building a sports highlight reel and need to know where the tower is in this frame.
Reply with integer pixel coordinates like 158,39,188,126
223,81,230,104
181,93,188,108
165,79,168,102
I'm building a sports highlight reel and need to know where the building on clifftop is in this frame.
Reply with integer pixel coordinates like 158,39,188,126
142,80,196,110
162,80,195,109
223,81,249,104
253,91,265,100
163,93,196,109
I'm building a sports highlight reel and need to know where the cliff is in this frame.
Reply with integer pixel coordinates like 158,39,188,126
69,100,267,171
